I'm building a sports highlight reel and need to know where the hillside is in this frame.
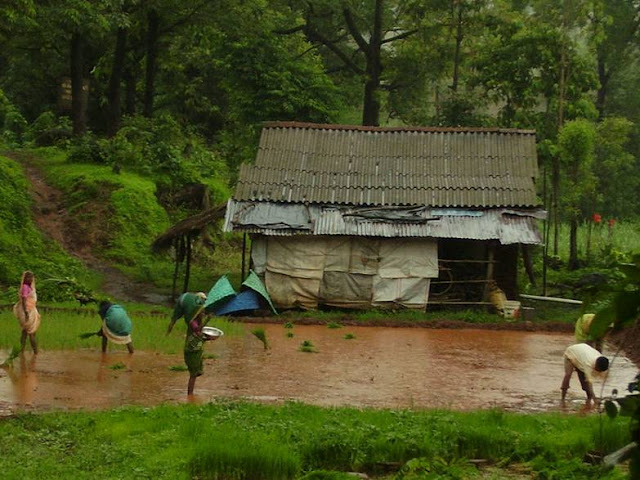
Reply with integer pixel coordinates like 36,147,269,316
0,150,183,304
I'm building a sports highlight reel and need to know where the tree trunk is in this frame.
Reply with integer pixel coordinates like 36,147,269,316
143,8,159,118
552,159,560,256
171,236,183,301
124,68,136,115
554,13,567,256
106,27,128,138
70,31,86,136
451,2,463,93
182,234,192,293
596,56,609,119
569,217,578,270
361,0,383,126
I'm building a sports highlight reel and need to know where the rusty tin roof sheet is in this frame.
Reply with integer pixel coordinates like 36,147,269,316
234,122,540,208
224,200,545,245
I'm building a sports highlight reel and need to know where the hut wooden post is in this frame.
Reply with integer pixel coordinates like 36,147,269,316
521,244,536,286
483,243,496,302
241,233,247,282
171,237,182,301
182,234,192,293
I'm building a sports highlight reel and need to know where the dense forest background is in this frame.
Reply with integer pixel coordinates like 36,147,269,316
1,0,640,297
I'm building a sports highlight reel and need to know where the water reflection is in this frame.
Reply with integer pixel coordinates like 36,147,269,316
5,354,39,405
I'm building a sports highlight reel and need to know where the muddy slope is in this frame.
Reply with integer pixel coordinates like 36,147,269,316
7,150,168,304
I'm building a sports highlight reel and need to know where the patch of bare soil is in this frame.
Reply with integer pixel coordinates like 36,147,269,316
610,323,640,366
5,151,169,304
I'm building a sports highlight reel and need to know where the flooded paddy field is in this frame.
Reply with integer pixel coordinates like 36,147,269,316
0,323,637,415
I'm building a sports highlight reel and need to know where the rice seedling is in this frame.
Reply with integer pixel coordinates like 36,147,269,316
326,322,342,329
300,340,316,353
343,333,356,340
0,345,21,367
189,430,301,480
78,331,99,339
169,365,188,372
283,321,294,329
286,331,294,338
203,353,218,360
109,362,126,370
252,328,269,350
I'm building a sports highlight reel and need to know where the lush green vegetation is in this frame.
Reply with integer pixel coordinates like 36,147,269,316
1,1,640,306
0,401,630,479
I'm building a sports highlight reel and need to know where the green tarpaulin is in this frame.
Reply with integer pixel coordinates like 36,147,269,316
204,275,236,313
242,270,277,314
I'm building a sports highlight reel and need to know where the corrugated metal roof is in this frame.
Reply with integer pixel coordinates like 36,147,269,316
224,200,544,245
235,122,539,208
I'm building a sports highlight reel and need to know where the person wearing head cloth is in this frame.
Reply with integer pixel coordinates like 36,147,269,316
96,301,134,354
167,292,217,395
13,271,41,354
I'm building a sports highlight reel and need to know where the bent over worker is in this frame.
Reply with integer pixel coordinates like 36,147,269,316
561,343,609,404
167,292,215,396
97,301,134,354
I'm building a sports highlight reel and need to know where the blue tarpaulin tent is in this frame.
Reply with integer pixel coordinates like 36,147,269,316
210,270,277,316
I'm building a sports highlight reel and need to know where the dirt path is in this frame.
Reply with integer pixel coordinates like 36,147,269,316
4,150,169,304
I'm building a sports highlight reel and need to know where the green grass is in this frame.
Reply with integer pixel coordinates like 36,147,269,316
282,306,579,326
0,307,243,354
0,401,630,479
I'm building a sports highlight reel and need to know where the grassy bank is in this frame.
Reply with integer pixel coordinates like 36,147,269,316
1,147,243,298
283,305,580,326
0,401,630,479
0,153,98,300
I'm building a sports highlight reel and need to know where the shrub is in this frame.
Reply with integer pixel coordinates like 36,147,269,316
67,133,108,164
2,108,28,145
26,112,72,146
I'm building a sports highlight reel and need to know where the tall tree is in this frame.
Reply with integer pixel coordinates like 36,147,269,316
594,117,637,219
558,119,596,269
139,1,210,118
531,0,594,255
590,0,640,118
280,0,424,126
45,0,110,135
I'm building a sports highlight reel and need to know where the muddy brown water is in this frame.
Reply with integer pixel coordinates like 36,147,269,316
0,324,637,416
